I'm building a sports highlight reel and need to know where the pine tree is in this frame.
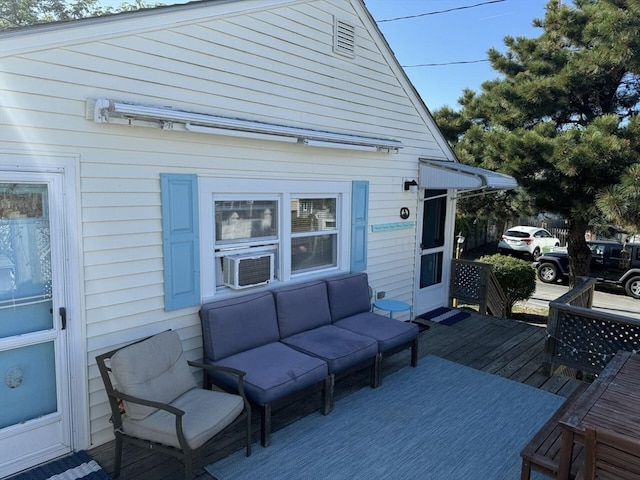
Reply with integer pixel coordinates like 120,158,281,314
437,0,640,281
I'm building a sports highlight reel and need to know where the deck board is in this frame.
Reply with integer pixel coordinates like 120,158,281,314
86,312,583,480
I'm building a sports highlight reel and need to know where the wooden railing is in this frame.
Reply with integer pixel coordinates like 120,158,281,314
449,259,507,318
544,277,640,375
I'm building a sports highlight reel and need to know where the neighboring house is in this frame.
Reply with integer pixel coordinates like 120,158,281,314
0,0,516,475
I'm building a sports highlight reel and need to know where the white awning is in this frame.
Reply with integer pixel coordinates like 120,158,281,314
419,159,518,195
90,99,403,152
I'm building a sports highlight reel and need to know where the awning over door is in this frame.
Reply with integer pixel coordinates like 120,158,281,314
419,159,517,195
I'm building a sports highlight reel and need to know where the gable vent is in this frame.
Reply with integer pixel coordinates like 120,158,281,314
333,18,356,58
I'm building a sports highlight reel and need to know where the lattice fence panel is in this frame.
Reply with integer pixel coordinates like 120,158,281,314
451,261,483,302
552,311,640,373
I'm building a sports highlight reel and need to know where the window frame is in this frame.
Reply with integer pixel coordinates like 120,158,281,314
199,177,351,301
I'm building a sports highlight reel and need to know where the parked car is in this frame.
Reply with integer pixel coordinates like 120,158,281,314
534,240,640,299
497,226,561,261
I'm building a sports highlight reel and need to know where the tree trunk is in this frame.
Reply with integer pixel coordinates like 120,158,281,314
566,218,591,286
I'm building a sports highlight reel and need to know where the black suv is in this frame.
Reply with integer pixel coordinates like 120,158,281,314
534,240,640,299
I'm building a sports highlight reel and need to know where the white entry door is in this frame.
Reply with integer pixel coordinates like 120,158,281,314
415,189,455,315
0,174,72,477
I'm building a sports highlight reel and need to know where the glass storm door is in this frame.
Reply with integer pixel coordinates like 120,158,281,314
415,189,451,314
0,178,71,477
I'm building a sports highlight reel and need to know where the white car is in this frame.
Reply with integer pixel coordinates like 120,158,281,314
497,226,560,261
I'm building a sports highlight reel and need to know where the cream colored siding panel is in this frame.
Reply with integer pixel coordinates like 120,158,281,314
85,284,162,311
82,256,161,279
81,192,158,208
81,205,159,223
84,272,163,297
1,0,458,452
83,233,160,255
86,299,166,330
83,246,161,268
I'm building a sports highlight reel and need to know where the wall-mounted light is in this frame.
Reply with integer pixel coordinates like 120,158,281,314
403,178,419,193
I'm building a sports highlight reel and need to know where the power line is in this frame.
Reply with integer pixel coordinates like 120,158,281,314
376,0,507,23
402,59,489,68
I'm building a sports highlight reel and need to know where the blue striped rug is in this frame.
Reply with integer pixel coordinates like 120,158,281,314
10,451,110,480
206,355,564,480
419,307,470,326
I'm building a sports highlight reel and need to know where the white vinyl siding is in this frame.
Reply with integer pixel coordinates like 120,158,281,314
1,0,455,448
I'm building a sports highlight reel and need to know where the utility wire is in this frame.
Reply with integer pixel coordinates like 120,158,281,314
376,2,504,67
376,0,507,23
403,59,489,68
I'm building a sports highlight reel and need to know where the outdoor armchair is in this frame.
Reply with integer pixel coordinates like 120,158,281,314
577,426,640,479
95,330,251,479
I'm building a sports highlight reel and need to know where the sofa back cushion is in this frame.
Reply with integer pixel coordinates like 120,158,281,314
110,330,196,420
325,272,371,321
200,291,280,361
273,281,331,337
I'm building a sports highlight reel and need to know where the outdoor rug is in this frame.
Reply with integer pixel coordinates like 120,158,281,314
418,306,470,326
206,355,564,480
10,451,110,480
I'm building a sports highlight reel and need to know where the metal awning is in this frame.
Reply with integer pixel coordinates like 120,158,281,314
419,159,518,195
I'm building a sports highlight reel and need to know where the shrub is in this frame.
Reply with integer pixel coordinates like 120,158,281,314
477,254,536,318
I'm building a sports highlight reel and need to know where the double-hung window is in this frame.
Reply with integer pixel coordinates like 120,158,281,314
199,178,350,300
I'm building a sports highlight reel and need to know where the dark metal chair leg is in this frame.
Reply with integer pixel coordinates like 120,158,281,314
372,353,382,388
411,338,418,367
113,432,123,478
245,408,252,456
260,404,271,447
321,374,334,415
184,451,193,480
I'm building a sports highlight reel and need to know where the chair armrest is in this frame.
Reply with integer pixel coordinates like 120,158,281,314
108,390,185,417
188,361,249,401
109,389,195,452
189,360,246,379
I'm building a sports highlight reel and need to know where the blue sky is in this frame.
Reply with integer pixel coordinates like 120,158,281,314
99,0,549,111
365,0,549,110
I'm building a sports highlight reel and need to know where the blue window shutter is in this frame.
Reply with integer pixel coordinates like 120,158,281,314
160,174,200,310
350,180,369,272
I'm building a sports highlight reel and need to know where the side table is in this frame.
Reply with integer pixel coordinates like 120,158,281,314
373,299,413,321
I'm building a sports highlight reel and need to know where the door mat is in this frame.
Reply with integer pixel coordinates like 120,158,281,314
9,451,110,480
417,307,470,326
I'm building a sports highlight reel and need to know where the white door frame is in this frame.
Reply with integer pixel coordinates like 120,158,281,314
414,189,457,315
0,151,87,475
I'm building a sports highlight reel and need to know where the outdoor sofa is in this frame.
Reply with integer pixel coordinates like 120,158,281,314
199,272,419,447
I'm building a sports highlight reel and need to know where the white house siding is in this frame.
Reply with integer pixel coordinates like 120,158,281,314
0,0,455,447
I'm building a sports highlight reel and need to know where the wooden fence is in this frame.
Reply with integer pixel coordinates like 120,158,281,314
544,277,640,375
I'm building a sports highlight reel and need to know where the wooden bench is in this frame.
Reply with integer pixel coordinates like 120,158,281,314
520,383,589,480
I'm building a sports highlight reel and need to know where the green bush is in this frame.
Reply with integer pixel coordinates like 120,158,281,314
477,254,536,318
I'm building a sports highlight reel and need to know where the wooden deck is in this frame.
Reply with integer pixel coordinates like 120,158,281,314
87,312,584,480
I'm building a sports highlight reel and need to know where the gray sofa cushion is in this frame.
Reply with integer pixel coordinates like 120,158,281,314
110,330,197,420
200,291,280,361
334,311,419,352
205,342,328,405
325,272,371,321
273,281,332,337
122,388,244,449
281,325,378,373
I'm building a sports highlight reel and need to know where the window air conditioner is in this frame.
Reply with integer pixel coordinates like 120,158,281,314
223,253,274,289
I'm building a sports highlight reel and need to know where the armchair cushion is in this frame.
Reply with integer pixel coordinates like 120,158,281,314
110,330,196,420
205,342,328,406
281,325,378,373
122,388,245,450
273,281,331,337
334,311,419,352
325,272,371,321
200,292,280,361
